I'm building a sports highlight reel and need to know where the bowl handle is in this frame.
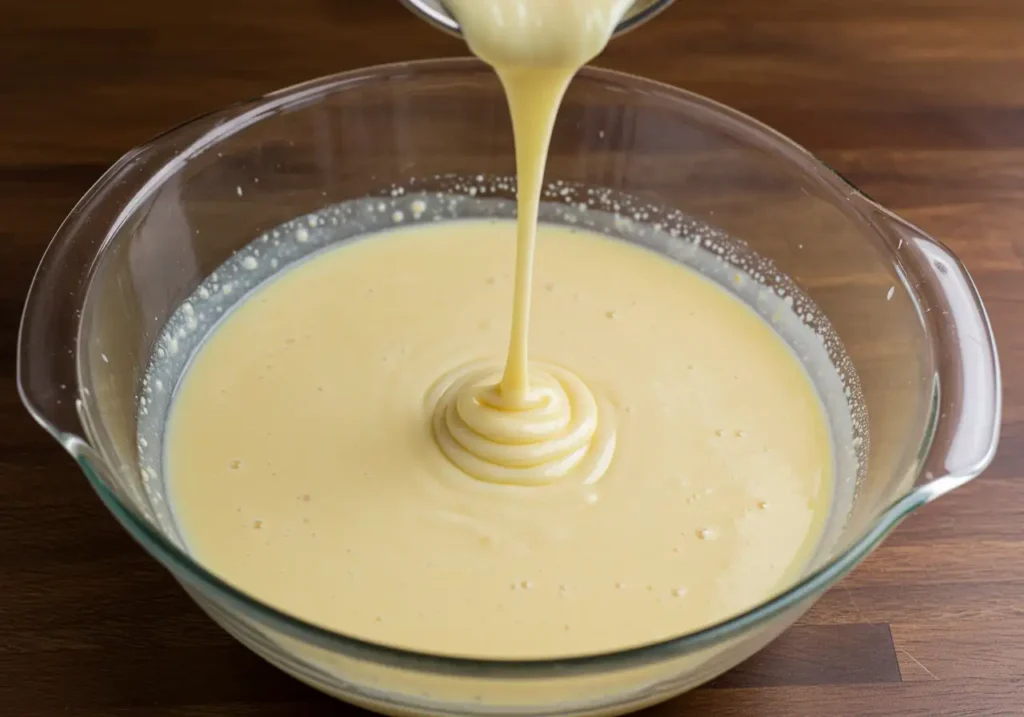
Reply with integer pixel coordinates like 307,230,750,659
866,202,1002,498
17,166,124,454
17,142,161,459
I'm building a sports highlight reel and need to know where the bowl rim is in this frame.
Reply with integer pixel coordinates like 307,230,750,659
47,56,943,677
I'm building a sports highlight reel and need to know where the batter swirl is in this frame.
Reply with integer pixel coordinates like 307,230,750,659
429,361,616,486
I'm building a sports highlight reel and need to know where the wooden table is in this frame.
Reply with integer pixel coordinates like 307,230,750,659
2,1,1021,715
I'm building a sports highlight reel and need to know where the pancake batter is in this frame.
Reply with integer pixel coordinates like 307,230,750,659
166,218,832,658
160,0,835,659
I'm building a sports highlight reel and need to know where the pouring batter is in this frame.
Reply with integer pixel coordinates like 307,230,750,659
431,0,634,485
161,0,835,658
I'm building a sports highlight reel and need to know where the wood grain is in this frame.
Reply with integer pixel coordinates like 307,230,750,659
1,1,1022,715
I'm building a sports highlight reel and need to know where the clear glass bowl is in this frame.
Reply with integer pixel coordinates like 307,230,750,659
18,59,1000,717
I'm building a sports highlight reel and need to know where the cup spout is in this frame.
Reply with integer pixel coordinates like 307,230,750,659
399,0,675,39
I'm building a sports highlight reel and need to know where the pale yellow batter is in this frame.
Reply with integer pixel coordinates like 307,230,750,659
161,0,835,662
167,219,832,658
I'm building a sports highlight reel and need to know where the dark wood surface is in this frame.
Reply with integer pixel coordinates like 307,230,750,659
2,1,1022,715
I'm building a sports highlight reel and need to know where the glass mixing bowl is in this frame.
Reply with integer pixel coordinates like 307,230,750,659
18,59,1000,716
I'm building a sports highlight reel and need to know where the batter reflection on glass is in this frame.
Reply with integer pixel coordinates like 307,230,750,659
17,0,999,715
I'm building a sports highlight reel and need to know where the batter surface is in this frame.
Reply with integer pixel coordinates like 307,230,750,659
167,219,833,658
